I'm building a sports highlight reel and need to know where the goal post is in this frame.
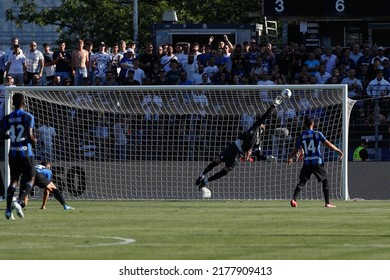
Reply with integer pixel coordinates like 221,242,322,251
3,84,350,201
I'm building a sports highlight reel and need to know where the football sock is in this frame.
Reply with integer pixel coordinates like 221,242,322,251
292,182,305,200
52,189,66,205
203,161,219,175
6,185,16,210
18,183,32,204
322,179,330,204
207,169,229,183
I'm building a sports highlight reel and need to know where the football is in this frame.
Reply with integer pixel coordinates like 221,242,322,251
202,187,212,199
281,88,292,99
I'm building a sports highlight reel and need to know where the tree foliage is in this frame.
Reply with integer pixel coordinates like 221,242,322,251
6,0,262,48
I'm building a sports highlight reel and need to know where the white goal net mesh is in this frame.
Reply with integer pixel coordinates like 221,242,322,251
5,85,350,200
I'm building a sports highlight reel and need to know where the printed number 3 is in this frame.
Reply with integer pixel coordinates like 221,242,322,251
275,0,284,12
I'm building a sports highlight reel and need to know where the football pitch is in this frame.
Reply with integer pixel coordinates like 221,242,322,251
0,200,390,260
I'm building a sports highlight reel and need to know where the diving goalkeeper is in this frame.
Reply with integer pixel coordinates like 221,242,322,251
195,91,288,198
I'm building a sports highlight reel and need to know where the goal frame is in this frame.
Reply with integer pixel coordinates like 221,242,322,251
3,84,349,200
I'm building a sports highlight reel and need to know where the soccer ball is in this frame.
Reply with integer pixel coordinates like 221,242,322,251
281,88,292,99
202,187,211,199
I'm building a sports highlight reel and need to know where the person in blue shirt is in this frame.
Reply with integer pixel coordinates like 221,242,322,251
287,117,344,208
23,161,75,210
1,92,37,220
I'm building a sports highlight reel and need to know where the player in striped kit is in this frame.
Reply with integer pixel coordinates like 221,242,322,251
24,161,75,210
2,92,37,219
287,117,344,208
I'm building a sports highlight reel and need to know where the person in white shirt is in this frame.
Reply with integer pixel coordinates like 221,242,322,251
177,43,190,66
257,69,275,103
42,43,56,85
349,44,363,65
204,56,219,80
37,122,56,161
193,64,211,85
160,44,178,73
315,64,331,84
91,42,112,84
181,53,198,83
371,46,387,64
126,58,145,85
25,41,44,85
366,69,390,97
0,76,16,120
4,37,23,63
112,116,128,160
320,47,338,75
341,68,363,98
5,45,26,86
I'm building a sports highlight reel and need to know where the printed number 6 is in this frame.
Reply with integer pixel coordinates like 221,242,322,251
335,0,345,12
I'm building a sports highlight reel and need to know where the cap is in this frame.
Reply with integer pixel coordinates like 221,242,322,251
100,42,106,46
378,46,384,51
243,41,249,46
250,39,257,44
127,48,133,53
127,68,135,74
159,68,165,73
361,138,369,144
383,57,389,62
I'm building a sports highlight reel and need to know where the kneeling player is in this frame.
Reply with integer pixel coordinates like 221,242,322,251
24,161,75,210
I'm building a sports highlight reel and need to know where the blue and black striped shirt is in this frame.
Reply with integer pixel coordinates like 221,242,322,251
4,108,35,158
296,129,326,165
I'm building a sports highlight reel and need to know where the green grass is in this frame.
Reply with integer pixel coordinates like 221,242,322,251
1,200,390,260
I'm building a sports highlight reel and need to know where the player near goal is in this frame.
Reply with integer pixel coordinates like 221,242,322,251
287,117,344,208
2,92,37,220
195,89,292,198
23,161,75,210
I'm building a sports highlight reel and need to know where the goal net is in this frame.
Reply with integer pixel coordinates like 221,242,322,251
4,85,350,201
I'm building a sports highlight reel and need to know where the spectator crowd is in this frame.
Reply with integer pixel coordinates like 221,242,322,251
2,35,390,161
1,36,390,94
